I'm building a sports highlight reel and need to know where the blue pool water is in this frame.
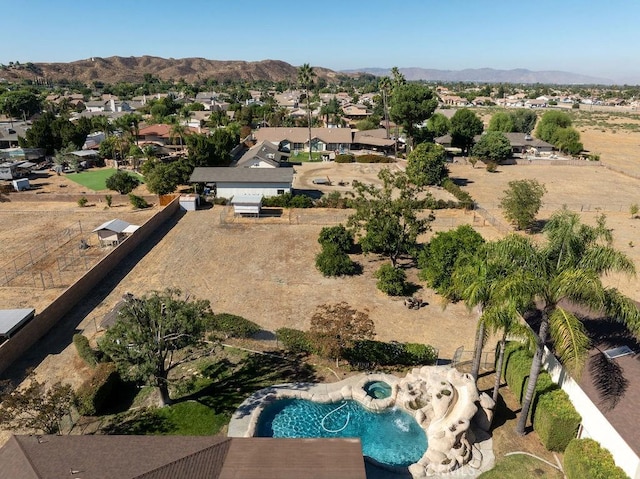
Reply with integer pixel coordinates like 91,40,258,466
256,399,427,467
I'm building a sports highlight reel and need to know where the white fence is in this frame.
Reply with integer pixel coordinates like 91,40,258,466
542,347,639,478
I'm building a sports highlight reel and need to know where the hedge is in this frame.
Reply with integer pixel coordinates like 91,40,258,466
335,154,355,163
534,389,581,451
355,154,394,163
442,178,474,210
75,362,121,416
564,438,629,479
345,339,438,366
73,333,98,368
262,193,314,208
209,313,260,338
276,328,313,354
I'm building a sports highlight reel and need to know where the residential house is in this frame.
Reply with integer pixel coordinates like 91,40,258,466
233,141,290,168
524,99,547,108
501,132,554,155
0,435,367,479
190,166,294,198
136,124,200,146
342,104,371,124
440,95,468,107
0,122,29,149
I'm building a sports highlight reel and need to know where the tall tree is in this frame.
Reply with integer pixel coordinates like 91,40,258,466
450,108,484,155
472,131,512,164
405,141,449,186
389,83,438,148
487,112,514,132
298,63,316,161
348,169,434,267
379,77,392,139
495,210,640,435
426,112,451,138
510,109,538,134
98,289,215,406
500,179,547,231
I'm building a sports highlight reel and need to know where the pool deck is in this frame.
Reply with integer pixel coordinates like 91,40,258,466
228,372,495,478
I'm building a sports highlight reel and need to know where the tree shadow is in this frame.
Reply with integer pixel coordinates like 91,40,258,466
490,393,517,430
292,188,323,199
101,408,172,435
527,219,548,234
449,177,473,186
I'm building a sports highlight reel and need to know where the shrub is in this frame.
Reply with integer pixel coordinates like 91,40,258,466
106,170,140,194
208,313,260,338
318,224,354,253
534,388,581,451
564,438,628,479
375,264,407,296
213,197,228,205
441,178,474,210
355,154,394,163
315,191,349,209
262,193,314,208
335,154,355,163
129,193,149,209
485,161,498,172
276,327,312,353
315,243,358,277
77,196,88,207
105,194,113,207
75,362,121,416
289,194,314,208
344,340,438,366
73,333,98,367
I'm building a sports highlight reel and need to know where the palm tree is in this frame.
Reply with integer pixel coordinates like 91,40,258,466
389,67,405,155
297,63,316,161
496,208,639,435
169,121,189,152
379,77,392,140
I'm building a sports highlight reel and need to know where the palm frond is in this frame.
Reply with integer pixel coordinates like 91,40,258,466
554,268,605,311
507,322,537,353
549,307,590,377
579,245,636,276
603,288,640,339
589,351,629,411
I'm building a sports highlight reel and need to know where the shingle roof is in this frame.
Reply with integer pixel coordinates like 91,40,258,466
254,127,353,145
190,167,294,184
0,436,366,479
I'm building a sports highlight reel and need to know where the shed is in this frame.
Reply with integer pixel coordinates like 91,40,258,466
179,194,199,211
0,308,35,343
92,219,136,246
230,194,262,216
12,178,30,191
190,167,293,198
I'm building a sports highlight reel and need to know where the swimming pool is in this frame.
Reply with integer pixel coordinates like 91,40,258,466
256,398,428,467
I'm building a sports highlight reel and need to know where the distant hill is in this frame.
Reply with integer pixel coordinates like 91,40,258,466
0,56,342,84
342,67,614,85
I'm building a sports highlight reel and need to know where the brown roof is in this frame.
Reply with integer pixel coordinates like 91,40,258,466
254,127,353,145
0,436,366,479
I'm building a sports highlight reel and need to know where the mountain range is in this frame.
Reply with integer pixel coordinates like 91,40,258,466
0,56,615,85
342,67,614,85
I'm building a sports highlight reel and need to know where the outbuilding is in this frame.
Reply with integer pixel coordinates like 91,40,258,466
0,308,35,344
12,178,30,191
92,219,138,246
230,194,262,216
179,194,199,211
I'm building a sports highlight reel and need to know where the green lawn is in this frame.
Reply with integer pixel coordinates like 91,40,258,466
65,168,143,191
478,454,564,479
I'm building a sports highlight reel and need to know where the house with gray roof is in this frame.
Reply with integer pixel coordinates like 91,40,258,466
190,166,294,199
233,140,290,168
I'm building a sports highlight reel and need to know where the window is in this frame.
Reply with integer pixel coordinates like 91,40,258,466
277,189,285,195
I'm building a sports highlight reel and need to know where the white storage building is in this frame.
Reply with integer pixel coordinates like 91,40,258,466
189,167,293,199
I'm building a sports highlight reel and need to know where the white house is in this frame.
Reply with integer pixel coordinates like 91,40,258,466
190,167,294,199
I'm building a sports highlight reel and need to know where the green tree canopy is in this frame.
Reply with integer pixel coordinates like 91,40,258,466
510,109,538,134
535,110,573,143
186,128,238,168
144,161,180,195
98,289,215,406
105,169,141,195
405,141,449,186
419,224,485,298
389,83,438,145
487,112,514,133
348,169,434,267
426,112,451,138
472,131,512,164
0,89,41,118
450,108,484,155
318,224,354,253
500,179,547,231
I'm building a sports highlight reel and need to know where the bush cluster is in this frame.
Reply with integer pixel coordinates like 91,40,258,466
335,154,355,163
276,327,313,353
315,191,351,209
262,193,314,208
129,193,149,209
355,154,394,163
375,263,408,296
208,313,260,339
345,339,438,366
73,333,99,367
563,438,628,479
502,342,581,452
441,178,474,210
75,362,121,416
315,224,359,277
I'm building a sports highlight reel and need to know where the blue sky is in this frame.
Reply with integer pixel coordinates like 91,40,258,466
3,0,640,83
